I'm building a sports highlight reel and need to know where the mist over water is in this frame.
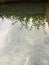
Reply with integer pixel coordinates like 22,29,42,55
0,17,49,65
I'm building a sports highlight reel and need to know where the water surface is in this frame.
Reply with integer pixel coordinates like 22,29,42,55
0,3,49,65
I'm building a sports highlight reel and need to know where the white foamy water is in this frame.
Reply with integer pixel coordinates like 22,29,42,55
0,17,49,65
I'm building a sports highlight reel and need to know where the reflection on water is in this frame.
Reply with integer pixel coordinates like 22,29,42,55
0,3,49,65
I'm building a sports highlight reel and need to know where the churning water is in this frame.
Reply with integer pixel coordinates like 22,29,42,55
0,16,49,65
